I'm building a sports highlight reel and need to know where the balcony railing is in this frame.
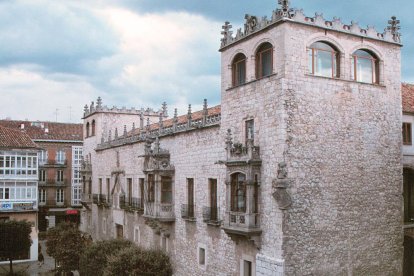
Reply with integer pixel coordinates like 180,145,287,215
40,159,68,167
223,212,260,232
202,206,220,225
40,179,68,186
181,204,196,221
38,199,68,207
92,193,112,207
120,195,144,212
144,202,175,222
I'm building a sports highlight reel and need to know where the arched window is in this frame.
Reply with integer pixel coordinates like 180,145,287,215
351,49,379,84
230,173,246,212
232,53,246,86
308,41,339,78
91,120,96,136
255,42,273,79
86,122,90,137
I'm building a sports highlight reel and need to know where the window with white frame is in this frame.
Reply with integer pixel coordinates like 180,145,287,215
38,170,46,182
0,182,37,201
57,170,64,182
56,150,65,165
56,189,64,203
39,189,46,204
38,150,48,165
0,152,37,177
72,147,83,166
72,186,82,205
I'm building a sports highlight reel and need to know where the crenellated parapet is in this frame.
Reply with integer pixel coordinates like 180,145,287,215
83,97,164,119
220,0,401,49
96,99,221,151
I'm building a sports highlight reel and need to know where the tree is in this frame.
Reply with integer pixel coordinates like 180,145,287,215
79,239,133,276
104,246,173,276
0,220,32,275
46,222,87,274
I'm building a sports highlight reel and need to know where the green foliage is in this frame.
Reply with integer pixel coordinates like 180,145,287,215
46,222,87,273
104,246,173,276
0,220,32,274
79,239,133,276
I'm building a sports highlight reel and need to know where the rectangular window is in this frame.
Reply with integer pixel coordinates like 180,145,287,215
403,122,412,145
148,174,155,202
139,178,145,199
39,150,48,165
209,179,218,221
39,170,46,182
199,247,205,265
56,189,64,203
127,178,133,202
56,150,65,164
57,170,64,182
187,178,194,218
243,260,252,276
4,188,9,199
245,119,254,143
39,189,46,203
99,178,102,194
106,178,110,197
161,176,172,204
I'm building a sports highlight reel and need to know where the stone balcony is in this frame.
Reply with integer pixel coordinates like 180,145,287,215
143,202,175,222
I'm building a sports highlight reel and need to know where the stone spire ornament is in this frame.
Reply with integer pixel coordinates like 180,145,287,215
162,102,168,117
221,21,233,47
96,97,102,109
387,16,401,42
276,0,293,19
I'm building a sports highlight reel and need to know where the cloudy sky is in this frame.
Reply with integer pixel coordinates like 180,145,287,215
0,0,412,123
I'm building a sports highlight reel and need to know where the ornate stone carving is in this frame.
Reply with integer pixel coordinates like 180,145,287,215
387,16,401,43
221,21,233,47
244,14,258,34
272,162,292,210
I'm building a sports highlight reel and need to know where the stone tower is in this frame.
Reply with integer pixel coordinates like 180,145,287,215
219,1,402,275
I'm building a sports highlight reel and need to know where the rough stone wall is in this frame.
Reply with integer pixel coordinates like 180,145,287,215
281,23,403,275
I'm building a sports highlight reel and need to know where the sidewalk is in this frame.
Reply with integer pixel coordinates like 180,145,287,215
0,240,55,276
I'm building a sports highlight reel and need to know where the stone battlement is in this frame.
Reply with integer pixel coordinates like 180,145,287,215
83,97,165,119
220,1,401,49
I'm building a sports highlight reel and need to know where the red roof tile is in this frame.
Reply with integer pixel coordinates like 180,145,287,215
0,120,83,141
0,126,39,149
403,83,414,114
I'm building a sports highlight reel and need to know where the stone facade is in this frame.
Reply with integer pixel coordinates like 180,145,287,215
80,2,403,275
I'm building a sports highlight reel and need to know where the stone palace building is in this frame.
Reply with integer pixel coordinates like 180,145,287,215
80,1,404,275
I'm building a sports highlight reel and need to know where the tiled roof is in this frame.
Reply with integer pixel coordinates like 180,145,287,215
402,83,414,114
0,126,39,149
0,120,83,141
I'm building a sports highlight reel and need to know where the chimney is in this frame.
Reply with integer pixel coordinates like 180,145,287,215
20,123,24,130
45,127,49,133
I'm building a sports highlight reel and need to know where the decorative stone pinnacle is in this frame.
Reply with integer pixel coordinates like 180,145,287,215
123,125,127,136
146,118,150,131
84,104,88,113
278,0,289,11
225,129,233,146
108,130,112,141
162,102,168,117
187,104,192,116
115,128,118,139
174,108,178,119
90,101,94,112
387,16,401,42
97,97,102,108
132,122,135,131
221,21,233,46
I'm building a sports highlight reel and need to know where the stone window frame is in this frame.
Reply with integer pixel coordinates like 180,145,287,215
240,254,256,276
349,44,384,86
307,41,340,78
197,243,207,270
255,42,274,79
403,122,412,145
351,49,380,84
232,53,247,87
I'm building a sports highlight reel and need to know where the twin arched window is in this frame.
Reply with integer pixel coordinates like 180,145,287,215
231,42,273,87
308,41,379,84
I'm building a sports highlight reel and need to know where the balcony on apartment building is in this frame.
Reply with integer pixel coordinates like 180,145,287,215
39,159,68,168
143,201,175,222
92,193,112,208
38,179,69,187
38,199,69,208
119,195,144,212
202,206,221,226
181,204,196,222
